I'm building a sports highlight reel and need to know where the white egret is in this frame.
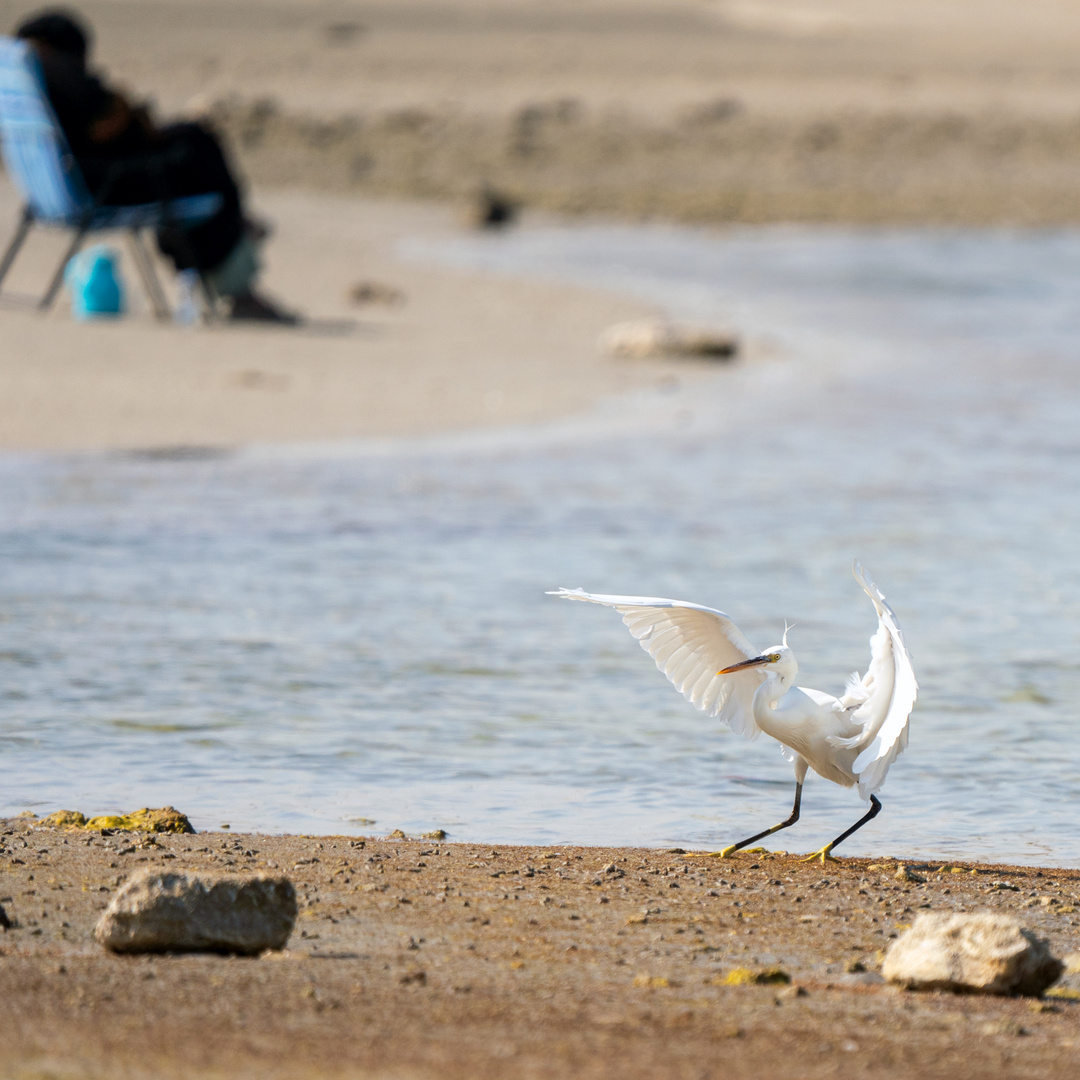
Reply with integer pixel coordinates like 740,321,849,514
549,563,917,862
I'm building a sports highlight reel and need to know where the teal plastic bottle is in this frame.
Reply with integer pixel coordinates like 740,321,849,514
65,246,124,320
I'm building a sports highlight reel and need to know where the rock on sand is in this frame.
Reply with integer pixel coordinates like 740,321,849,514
882,912,1063,996
95,869,297,955
598,319,738,360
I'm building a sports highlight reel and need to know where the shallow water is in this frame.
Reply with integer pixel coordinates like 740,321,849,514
3,224,1080,865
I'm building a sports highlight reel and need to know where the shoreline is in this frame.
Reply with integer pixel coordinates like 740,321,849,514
0,182,727,454
3,816,1078,1078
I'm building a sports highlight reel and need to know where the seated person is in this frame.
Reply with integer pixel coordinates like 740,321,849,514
14,8,296,322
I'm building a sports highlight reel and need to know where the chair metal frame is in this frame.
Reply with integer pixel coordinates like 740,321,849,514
0,37,222,319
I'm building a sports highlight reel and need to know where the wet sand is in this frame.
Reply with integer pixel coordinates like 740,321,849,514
2,816,1078,1079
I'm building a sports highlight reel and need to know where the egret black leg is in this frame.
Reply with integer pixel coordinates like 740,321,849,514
686,782,803,859
802,795,882,864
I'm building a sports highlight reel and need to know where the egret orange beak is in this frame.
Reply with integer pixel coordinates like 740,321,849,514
718,656,772,675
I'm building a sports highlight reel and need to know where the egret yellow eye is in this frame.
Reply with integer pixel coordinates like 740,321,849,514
768,653,782,663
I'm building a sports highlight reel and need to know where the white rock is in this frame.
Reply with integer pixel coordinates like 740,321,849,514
95,869,297,955
599,319,671,359
882,912,1062,996
598,319,737,360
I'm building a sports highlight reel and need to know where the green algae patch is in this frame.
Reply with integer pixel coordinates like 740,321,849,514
39,810,88,828
39,807,195,834
86,807,195,833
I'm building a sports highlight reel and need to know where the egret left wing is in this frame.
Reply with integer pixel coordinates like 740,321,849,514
832,563,918,796
549,588,766,740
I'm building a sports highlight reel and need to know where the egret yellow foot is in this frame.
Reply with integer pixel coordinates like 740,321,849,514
684,844,739,859
801,845,839,864
685,844,772,860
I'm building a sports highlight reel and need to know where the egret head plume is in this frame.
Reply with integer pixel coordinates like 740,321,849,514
782,621,796,647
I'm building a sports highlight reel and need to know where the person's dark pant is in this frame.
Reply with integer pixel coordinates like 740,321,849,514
78,122,245,273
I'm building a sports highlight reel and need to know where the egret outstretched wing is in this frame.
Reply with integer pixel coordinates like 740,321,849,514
832,563,918,796
548,588,765,739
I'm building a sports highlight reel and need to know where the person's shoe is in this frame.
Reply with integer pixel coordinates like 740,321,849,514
228,291,301,325
244,216,274,243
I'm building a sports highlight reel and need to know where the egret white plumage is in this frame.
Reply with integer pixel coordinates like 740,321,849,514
549,563,917,862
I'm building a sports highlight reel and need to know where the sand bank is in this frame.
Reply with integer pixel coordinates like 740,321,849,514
0,180,718,452
2,816,1078,1078
4,0,1080,224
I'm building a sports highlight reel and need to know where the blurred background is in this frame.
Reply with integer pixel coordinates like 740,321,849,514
6,0,1080,223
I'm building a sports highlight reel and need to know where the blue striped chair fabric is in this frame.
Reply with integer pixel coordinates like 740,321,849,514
0,36,223,314
0,37,221,226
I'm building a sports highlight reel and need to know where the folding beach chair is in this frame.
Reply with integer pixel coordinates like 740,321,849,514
0,36,223,319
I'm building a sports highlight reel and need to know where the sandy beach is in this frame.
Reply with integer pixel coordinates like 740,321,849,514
0,177,713,452
1,816,1078,1079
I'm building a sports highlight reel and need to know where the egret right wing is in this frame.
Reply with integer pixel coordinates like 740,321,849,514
549,588,765,739
833,564,918,796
